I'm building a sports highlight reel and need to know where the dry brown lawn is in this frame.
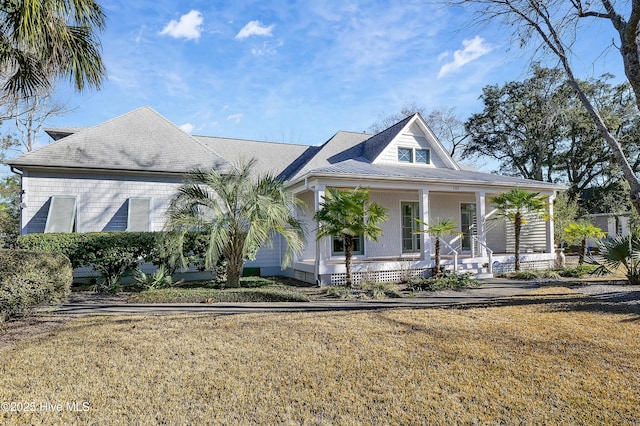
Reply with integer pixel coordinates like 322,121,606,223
0,286,639,425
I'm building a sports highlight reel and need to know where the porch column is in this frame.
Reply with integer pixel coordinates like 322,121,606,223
607,216,617,238
419,188,431,262
314,185,326,285
619,216,631,237
546,193,556,253
475,191,487,257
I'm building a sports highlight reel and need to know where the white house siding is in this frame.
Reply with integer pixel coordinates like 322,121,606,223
373,131,449,169
20,169,183,234
486,217,507,253
244,232,290,275
367,190,418,258
504,214,547,253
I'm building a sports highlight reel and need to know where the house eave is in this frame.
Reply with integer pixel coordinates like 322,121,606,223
287,171,567,193
9,164,192,178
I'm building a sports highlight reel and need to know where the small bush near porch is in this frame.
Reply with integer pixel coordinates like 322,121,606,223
1,287,637,424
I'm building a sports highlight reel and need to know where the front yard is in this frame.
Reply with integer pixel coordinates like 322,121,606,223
1,286,638,424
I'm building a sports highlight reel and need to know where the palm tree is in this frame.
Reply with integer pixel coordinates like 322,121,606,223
314,187,388,287
415,218,460,277
563,221,606,265
492,188,548,271
166,159,305,288
593,234,640,285
0,0,106,96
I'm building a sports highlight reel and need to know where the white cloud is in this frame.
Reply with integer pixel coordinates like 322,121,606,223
179,123,194,133
235,20,274,40
160,10,203,40
252,40,283,56
227,113,243,123
438,36,493,78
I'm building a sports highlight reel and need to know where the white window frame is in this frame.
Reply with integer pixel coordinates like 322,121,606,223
398,147,413,163
415,149,430,164
398,147,431,165
331,235,365,256
401,201,421,253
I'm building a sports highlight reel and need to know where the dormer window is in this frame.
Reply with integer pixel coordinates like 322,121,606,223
398,147,430,164
398,148,412,162
415,149,430,164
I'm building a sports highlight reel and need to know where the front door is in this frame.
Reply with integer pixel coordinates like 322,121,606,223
460,203,476,251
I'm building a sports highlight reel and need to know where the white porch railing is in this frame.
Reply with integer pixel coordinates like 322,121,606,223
471,235,494,275
439,239,459,272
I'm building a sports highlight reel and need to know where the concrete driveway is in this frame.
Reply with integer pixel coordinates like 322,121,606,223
50,279,540,316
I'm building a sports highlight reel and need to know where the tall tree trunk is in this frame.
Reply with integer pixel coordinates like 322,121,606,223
579,238,587,266
434,237,442,276
565,77,640,215
225,238,244,288
226,256,242,288
491,0,640,214
344,234,354,287
514,213,522,272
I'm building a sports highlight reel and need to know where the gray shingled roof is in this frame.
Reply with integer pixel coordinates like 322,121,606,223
193,135,313,178
295,159,565,190
360,114,414,162
9,106,228,173
9,107,564,191
287,131,371,180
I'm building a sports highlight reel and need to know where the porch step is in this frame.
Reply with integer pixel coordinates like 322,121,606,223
441,261,493,279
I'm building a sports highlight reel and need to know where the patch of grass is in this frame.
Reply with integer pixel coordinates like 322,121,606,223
1,287,638,424
130,285,309,303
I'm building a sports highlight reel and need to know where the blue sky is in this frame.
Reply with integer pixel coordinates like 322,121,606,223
6,1,629,163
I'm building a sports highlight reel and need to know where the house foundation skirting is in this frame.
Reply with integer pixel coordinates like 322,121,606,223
294,253,556,286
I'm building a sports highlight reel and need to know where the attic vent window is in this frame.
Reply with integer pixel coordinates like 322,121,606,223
398,148,412,163
415,149,430,164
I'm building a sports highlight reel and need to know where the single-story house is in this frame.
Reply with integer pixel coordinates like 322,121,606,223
8,106,564,284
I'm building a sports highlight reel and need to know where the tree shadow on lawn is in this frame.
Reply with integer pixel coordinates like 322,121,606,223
450,288,640,322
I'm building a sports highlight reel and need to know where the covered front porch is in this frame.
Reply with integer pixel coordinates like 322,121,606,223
290,178,557,286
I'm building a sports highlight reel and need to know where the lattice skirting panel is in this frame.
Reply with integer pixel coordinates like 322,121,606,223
329,268,429,286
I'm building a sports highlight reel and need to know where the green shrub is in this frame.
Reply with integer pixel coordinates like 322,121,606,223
407,272,479,292
503,270,561,280
324,285,355,299
17,232,212,292
558,265,597,278
324,282,403,300
133,265,173,290
0,249,72,322
359,281,402,299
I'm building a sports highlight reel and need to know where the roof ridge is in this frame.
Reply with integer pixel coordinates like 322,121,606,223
194,135,312,148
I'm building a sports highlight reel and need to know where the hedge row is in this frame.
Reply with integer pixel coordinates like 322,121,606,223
0,249,72,322
16,232,209,289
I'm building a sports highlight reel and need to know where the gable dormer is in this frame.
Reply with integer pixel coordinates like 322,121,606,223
366,113,459,170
